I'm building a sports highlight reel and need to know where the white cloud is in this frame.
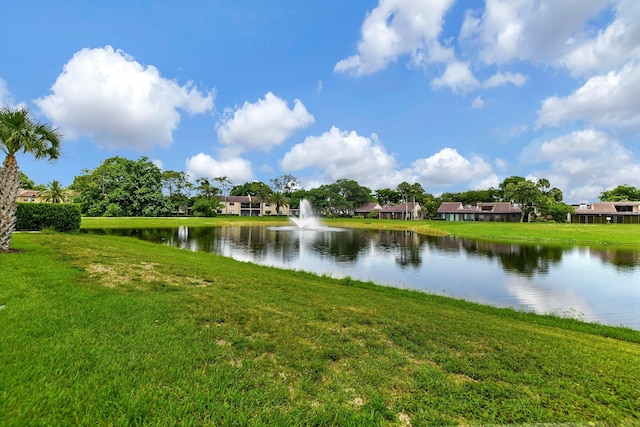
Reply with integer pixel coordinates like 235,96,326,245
35,46,215,151
216,92,314,155
280,126,413,189
460,0,610,67
459,0,640,78
334,0,456,76
483,71,527,88
185,153,253,184
536,60,640,131
0,77,25,109
524,129,640,202
560,0,640,76
471,95,485,109
411,147,494,187
431,61,480,93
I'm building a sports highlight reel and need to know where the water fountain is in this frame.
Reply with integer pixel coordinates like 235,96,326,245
289,199,323,230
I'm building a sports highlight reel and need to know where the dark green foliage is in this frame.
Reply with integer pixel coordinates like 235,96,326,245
72,156,171,217
600,184,640,201
16,203,81,232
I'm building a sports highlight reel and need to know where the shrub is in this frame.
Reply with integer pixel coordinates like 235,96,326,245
16,203,81,232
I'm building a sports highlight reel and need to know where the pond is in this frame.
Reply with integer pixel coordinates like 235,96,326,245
85,226,640,330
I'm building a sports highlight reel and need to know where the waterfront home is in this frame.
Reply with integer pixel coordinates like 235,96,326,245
435,202,523,222
571,202,640,224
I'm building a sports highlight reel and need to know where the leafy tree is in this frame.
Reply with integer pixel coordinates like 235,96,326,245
600,185,640,201
39,180,72,203
270,174,300,195
73,156,171,217
335,179,373,211
502,177,542,222
230,181,273,200
300,187,331,214
192,177,221,217
396,181,412,203
0,107,61,251
214,176,232,197
19,171,34,189
375,188,401,206
162,170,192,215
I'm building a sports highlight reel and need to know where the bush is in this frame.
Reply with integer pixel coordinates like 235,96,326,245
16,203,81,232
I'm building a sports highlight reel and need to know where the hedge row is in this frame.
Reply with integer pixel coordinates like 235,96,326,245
16,203,82,232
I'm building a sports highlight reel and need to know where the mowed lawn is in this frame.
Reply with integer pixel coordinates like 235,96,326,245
1,227,639,425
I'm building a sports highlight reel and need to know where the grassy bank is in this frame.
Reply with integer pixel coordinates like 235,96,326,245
1,231,639,425
81,216,640,249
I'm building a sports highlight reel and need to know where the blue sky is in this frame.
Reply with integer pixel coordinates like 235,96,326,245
1,0,639,203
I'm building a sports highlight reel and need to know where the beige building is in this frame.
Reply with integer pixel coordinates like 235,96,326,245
219,195,291,217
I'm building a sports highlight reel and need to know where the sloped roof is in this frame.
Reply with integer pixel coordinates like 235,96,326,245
437,202,521,214
380,202,419,213
354,202,382,212
18,189,39,197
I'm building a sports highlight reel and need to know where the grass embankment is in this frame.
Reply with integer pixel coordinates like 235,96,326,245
81,216,640,249
2,230,640,425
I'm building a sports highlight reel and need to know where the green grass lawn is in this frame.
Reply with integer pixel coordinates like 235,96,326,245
1,228,639,425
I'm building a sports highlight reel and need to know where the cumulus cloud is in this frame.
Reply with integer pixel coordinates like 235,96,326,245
431,61,479,93
35,46,215,151
471,95,485,109
280,126,413,189
460,0,609,66
460,0,640,77
524,129,640,202
216,92,314,155
560,0,640,76
536,60,640,131
483,71,527,88
185,153,253,184
334,0,456,76
411,147,494,187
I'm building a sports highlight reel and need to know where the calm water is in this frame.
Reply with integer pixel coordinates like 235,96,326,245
86,226,640,330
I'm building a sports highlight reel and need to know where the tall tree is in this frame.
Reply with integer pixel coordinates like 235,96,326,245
73,156,170,217
192,177,222,217
162,170,192,215
270,174,300,195
39,180,72,203
375,188,401,206
0,107,61,251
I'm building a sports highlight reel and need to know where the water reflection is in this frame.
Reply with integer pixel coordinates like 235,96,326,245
85,226,640,329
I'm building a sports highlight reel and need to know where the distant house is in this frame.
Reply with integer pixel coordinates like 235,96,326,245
16,189,40,203
355,202,422,220
571,202,640,224
353,202,382,217
435,202,523,222
218,195,291,217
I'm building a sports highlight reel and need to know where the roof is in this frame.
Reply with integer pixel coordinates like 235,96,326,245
573,202,640,214
354,202,382,213
437,202,522,214
380,202,419,213
18,189,39,197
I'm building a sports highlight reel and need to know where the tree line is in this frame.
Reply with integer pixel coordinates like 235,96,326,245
5,106,638,251
12,153,640,222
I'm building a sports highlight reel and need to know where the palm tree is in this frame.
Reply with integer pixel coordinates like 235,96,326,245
40,180,71,203
0,107,61,251
268,191,289,216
